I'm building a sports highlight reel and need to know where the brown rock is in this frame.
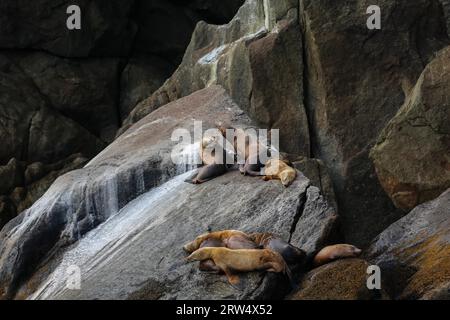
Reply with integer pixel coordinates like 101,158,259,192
370,46,450,211
366,189,450,300
288,259,387,300
300,0,449,246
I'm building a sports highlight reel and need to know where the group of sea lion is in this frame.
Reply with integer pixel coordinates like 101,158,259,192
183,230,362,287
187,127,297,187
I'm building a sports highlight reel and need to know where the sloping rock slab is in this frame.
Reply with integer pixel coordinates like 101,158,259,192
365,189,450,299
30,169,337,300
0,86,252,299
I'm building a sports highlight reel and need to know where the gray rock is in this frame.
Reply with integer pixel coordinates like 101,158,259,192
11,52,122,142
0,86,253,299
0,159,24,195
0,86,338,300
370,46,450,211
0,0,137,57
121,0,309,156
0,53,106,165
365,188,450,300
300,0,450,246
290,186,339,255
30,170,312,300
120,55,174,121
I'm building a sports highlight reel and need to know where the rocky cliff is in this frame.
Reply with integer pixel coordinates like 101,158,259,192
0,0,449,300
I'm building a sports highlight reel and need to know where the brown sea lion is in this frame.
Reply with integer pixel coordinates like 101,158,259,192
186,247,289,285
262,159,297,187
186,164,228,185
312,244,362,267
183,230,256,253
249,233,306,265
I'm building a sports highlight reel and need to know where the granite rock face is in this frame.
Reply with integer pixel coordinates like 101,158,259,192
122,0,309,156
365,189,450,300
300,0,449,245
370,46,450,211
288,259,388,300
0,86,338,300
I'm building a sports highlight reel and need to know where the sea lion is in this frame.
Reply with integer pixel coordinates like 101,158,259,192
186,164,228,185
186,247,289,285
249,233,306,265
312,244,362,267
183,230,256,253
262,159,297,187
198,238,224,273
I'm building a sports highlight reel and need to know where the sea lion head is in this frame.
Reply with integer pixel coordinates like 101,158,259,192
280,170,296,187
186,247,213,262
183,233,210,253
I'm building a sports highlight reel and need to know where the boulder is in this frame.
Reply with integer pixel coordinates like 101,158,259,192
300,0,450,246
11,52,122,142
292,157,337,210
370,46,450,211
365,189,450,300
30,170,318,300
0,159,24,194
440,0,450,36
0,0,137,57
288,259,387,300
120,55,174,120
0,53,106,165
121,0,309,156
0,197,15,231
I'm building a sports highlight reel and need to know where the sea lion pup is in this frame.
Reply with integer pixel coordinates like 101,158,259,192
262,159,297,187
186,247,289,285
183,230,256,254
248,233,306,265
312,244,362,267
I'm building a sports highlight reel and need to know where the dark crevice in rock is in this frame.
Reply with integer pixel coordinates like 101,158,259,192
299,11,314,159
288,188,308,243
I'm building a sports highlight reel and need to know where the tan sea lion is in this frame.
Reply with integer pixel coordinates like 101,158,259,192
183,230,256,253
186,247,289,285
186,164,228,185
312,244,362,267
262,159,297,187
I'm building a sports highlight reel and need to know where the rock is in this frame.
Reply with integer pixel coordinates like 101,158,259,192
132,0,245,66
0,196,16,231
0,86,338,300
248,19,310,155
24,163,46,185
290,186,339,255
365,189,450,300
0,158,24,194
0,54,106,165
288,259,387,300
292,157,337,210
120,55,174,120
440,0,450,36
17,154,90,214
0,86,251,299
370,47,450,211
0,0,137,57
121,0,309,155
11,52,122,142
300,0,450,246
